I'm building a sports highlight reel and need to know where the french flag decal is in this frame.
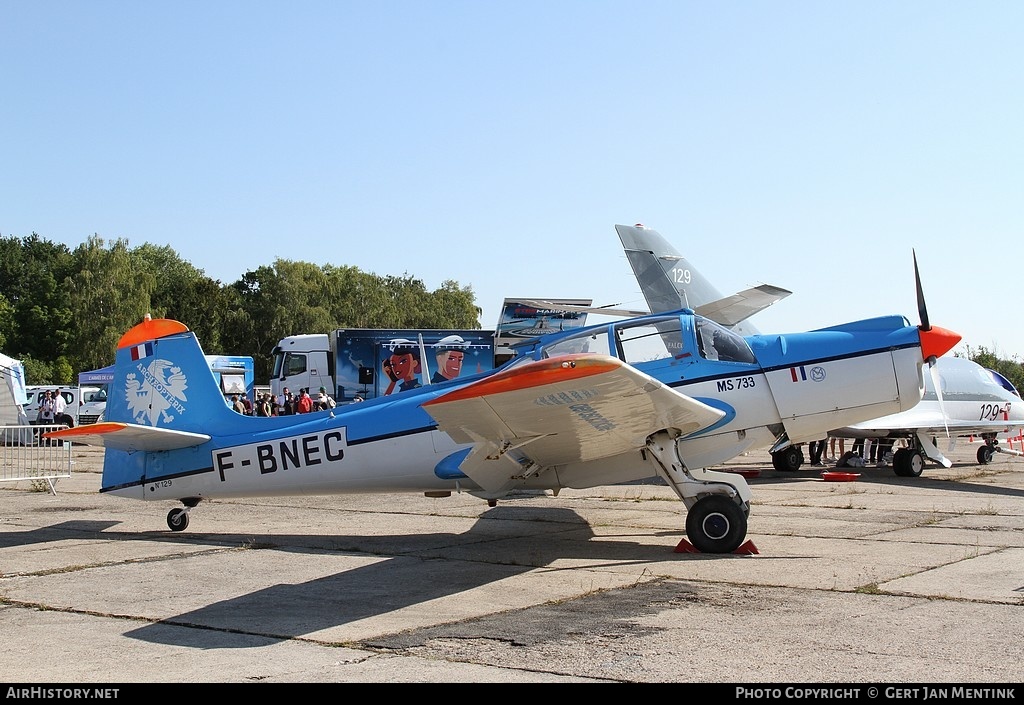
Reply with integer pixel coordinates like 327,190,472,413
130,342,154,361
790,365,807,382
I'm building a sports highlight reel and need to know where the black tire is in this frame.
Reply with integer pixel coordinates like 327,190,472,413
167,508,189,532
772,446,804,472
893,448,925,477
977,445,994,465
686,495,747,554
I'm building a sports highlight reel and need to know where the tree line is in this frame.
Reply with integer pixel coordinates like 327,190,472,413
2,232,1022,395
0,233,481,385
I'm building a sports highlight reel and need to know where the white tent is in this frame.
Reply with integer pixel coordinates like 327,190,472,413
0,351,33,444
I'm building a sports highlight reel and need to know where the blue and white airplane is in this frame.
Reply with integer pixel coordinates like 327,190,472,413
45,267,959,553
613,223,1023,476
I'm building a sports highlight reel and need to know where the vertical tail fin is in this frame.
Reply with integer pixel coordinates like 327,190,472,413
105,316,239,435
616,223,731,316
615,223,790,335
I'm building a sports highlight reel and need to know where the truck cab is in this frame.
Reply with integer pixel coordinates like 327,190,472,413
270,334,333,400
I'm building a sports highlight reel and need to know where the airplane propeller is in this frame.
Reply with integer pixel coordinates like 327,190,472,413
914,249,930,334
914,249,951,438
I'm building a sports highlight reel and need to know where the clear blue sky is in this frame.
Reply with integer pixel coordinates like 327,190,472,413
4,2,1022,359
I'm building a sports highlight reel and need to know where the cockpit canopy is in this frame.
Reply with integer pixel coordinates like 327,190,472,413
510,311,756,368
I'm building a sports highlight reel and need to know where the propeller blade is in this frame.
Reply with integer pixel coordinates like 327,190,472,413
929,362,951,438
913,249,931,332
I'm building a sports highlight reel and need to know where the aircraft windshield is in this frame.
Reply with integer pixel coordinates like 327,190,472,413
696,318,756,363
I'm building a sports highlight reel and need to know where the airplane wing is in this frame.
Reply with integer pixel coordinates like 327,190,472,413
422,353,725,494
45,422,211,451
835,417,1017,438
693,284,792,327
515,286,792,329
513,298,651,318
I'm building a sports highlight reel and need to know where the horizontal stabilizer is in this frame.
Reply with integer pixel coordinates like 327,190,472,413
693,284,792,327
44,422,210,452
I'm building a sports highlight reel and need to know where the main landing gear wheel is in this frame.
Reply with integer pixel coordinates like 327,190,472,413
977,445,995,465
892,448,925,477
772,445,804,472
685,495,747,554
167,508,189,532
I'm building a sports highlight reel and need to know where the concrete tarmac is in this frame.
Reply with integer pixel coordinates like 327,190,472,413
2,442,1023,684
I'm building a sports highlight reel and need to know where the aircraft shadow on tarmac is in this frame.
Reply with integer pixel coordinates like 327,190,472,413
1,507,723,648
119,506,727,648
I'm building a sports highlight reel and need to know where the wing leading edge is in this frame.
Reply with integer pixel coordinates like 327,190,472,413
422,353,725,494
46,422,211,452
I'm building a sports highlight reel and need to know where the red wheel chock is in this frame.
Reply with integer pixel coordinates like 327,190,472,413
674,538,760,554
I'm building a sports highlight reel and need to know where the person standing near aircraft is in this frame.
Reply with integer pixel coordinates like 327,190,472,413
296,388,314,413
808,438,827,467
37,390,55,424
277,387,292,415
316,386,336,410
828,436,845,462
51,389,68,425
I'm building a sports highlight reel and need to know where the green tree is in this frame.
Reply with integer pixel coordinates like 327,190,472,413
66,235,155,373
0,234,75,362
131,242,228,351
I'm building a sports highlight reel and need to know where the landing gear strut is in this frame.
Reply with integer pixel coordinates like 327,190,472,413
644,430,752,553
166,498,200,532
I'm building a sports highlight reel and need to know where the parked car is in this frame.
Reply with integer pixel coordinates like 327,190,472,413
24,385,101,428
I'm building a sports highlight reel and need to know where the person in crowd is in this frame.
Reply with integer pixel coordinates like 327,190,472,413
277,387,292,415
316,386,336,410
51,389,68,425
230,394,246,414
808,437,828,467
828,435,845,462
255,393,272,417
38,390,55,424
296,388,314,413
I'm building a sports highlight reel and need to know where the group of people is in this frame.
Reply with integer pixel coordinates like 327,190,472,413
806,436,897,468
35,389,68,425
228,386,339,416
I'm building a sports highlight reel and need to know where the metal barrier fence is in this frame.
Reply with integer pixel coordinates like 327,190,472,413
0,424,74,495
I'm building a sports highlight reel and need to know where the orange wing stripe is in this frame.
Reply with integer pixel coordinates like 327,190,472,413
44,422,128,439
424,354,620,405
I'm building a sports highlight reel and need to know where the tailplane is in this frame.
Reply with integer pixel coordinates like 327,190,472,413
615,223,790,334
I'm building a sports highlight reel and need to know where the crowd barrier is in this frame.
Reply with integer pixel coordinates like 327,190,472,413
0,424,73,495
